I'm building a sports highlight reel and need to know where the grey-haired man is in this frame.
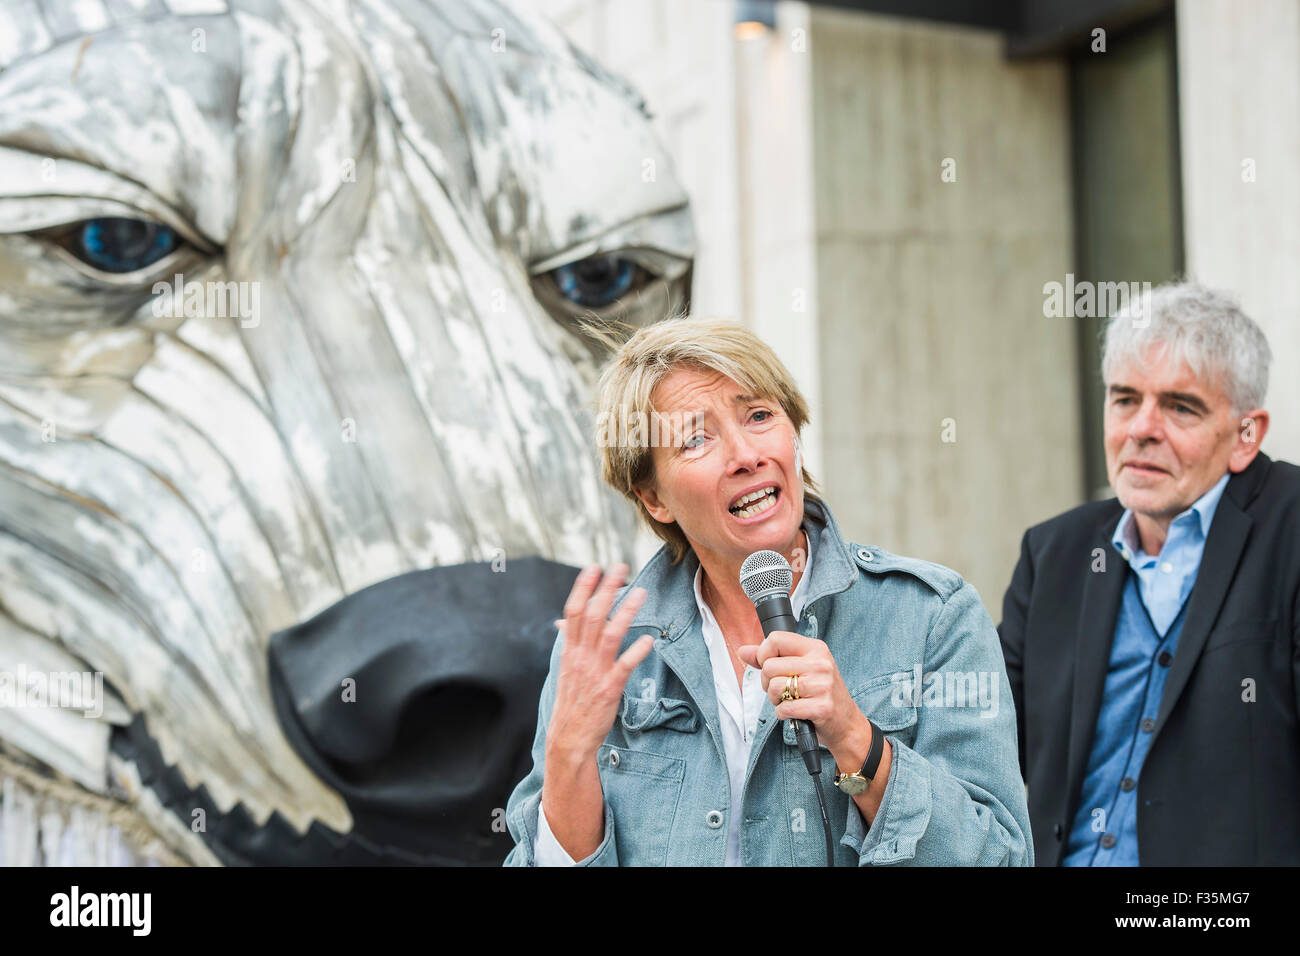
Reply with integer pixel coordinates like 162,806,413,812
999,281,1300,865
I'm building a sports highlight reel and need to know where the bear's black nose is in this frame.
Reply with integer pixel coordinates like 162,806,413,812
265,556,578,865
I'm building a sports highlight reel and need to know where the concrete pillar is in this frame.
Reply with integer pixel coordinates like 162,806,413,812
1177,0,1300,462
806,8,1083,610
735,3,825,496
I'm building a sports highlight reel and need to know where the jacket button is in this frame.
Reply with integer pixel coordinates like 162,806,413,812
856,548,874,562
1140,717,1155,733
1120,777,1136,792
705,810,724,829
1100,833,1117,849
1053,823,1062,840
1157,651,1173,667
608,749,620,768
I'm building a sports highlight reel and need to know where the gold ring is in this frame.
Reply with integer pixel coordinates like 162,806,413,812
780,675,796,702
790,674,800,700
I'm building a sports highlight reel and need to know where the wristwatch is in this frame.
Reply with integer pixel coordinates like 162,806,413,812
833,719,883,796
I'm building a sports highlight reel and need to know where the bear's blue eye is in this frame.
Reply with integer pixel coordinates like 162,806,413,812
549,255,641,308
67,218,181,273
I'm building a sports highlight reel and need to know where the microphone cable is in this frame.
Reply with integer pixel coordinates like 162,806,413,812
793,733,836,867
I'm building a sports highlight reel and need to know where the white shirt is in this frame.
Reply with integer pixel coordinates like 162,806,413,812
535,530,815,865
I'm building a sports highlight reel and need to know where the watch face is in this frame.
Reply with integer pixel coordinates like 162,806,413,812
835,773,868,796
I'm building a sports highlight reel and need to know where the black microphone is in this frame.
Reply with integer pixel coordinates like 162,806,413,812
740,548,836,866
739,550,822,776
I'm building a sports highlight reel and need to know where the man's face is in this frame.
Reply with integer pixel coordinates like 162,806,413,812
1104,346,1258,520
634,367,805,568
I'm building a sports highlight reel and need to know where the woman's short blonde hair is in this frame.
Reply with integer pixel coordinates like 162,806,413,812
584,315,823,565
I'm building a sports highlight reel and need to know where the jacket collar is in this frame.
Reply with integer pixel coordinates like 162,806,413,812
1223,450,1272,509
624,494,860,640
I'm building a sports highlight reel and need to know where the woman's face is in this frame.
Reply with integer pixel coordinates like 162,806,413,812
634,366,805,568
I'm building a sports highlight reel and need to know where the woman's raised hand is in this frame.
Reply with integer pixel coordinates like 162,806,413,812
545,563,654,760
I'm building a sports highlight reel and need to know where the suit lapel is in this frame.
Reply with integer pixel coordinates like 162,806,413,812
1064,514,1128,823
1151,480,1253,740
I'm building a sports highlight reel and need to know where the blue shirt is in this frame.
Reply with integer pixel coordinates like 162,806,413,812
1062,471,1230,865
1111,471,1231,637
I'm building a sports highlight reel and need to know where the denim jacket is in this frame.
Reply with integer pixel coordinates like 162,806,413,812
503,496,1034,866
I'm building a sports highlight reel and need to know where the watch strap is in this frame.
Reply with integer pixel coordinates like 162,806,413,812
861,718,884,780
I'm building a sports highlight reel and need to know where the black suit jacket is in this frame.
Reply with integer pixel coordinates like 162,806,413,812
999,452,1300,865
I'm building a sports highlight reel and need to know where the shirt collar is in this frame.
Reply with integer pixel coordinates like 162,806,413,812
691,515,817,623
1111,470,1232,560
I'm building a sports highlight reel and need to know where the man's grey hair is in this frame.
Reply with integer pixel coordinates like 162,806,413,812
1101,281,1272,416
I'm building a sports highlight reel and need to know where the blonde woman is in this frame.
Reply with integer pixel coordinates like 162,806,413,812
504,317,1032,866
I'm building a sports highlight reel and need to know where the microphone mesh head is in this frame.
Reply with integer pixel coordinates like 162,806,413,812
739,550,793,602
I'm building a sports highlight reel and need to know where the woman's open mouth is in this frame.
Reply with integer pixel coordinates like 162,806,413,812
729,485,780,522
